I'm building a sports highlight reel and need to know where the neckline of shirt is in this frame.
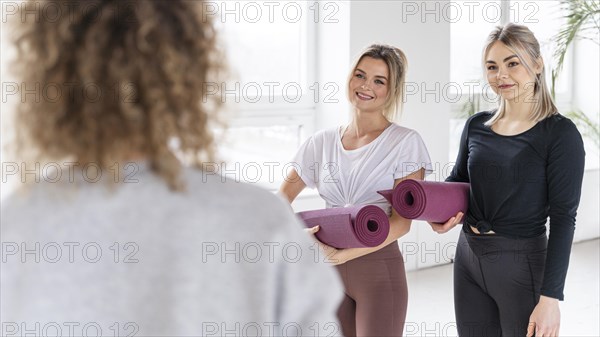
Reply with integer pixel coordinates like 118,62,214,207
485,115,544,138
337,123,395,153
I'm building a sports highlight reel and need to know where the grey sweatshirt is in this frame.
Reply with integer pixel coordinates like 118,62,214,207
1,163,343,336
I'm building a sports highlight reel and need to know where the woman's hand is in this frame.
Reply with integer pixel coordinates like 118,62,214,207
305,225,346,265
428,212,464,234
527,295,560,337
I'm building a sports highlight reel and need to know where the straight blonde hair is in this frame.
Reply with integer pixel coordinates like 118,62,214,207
483,23,558,126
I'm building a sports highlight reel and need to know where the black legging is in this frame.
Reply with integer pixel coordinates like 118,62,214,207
454,230,548,337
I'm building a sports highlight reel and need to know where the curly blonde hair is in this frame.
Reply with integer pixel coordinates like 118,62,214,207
11,0,225,190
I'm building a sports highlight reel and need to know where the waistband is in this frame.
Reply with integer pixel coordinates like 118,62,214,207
460,229,547,258
353,241,402,260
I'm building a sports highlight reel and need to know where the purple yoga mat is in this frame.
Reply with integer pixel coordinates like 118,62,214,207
378,179,470,223
296,205,390,249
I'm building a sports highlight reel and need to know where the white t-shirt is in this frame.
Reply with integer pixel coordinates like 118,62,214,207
1,164,343,336
293,123,433,214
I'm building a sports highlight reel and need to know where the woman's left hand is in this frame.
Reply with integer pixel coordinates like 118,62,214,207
527,295,560,337
305,226,345,265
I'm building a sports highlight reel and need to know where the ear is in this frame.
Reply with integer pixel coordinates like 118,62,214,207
534,57,544,74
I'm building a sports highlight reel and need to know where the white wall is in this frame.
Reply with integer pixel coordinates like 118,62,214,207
575,170,600,242
572,37,600,242
573,39,600,168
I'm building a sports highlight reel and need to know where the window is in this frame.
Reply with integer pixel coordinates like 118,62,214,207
215,2,314,108
211,1,318,189
217,122,310,190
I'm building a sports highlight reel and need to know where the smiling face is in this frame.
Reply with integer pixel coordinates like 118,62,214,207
348,56,390,113
485,41,542,103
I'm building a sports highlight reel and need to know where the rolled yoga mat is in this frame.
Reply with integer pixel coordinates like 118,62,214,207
378,179,470,223
296,205,390,249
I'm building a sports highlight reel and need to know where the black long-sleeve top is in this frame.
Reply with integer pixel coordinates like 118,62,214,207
447,111,585,300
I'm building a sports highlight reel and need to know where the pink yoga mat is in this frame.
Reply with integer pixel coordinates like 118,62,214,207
296,205,390,249
378,179,470,223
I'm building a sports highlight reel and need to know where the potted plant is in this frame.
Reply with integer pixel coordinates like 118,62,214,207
552,0,599,151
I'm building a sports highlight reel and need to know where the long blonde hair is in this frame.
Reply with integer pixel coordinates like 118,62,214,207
483,23,557,126
347,44,408,121
11,0,225,190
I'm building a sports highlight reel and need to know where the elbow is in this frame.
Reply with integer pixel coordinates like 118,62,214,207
275,190,293,205
278,190,292,204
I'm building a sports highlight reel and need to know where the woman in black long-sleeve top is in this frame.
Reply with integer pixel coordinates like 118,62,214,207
431,23,585,337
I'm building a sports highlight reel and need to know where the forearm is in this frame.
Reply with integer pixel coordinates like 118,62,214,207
278,169,306,204
337,217,411,263
541,220,575,300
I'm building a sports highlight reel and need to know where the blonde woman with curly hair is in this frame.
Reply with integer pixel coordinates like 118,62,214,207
1,1,342,335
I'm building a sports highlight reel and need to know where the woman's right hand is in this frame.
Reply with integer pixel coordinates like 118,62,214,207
428,212,464,234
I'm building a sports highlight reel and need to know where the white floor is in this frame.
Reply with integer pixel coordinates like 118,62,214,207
404,239,600,337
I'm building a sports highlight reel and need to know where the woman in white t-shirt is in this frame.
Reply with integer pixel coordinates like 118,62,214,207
280,44,433,337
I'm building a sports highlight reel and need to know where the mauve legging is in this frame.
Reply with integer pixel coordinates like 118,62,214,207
335,243,408,337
